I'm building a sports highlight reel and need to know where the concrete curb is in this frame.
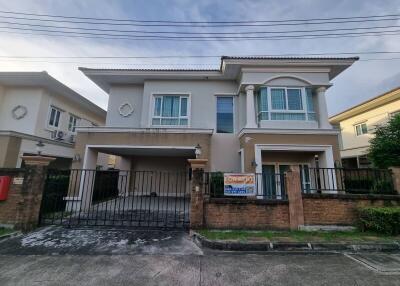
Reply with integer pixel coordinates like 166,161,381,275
0,231,21,241
192,232,400,253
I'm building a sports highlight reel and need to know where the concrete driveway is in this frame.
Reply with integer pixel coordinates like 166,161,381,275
0,227,399,286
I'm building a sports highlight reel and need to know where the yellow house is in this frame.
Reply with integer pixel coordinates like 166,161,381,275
330,87,400,168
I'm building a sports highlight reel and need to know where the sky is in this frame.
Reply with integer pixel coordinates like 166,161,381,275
0,0,399,115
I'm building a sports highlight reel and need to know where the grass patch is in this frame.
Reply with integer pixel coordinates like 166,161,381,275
197,229,400,243
0,227,14,237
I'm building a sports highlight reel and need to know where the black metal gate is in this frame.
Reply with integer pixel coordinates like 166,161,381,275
39,169,191,229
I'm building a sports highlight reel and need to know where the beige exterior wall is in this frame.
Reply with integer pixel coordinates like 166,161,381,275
337,99,400,159
262,151,316,165
130,155,189,172
240,133,340,172
0,135,21,168
72,131,212,170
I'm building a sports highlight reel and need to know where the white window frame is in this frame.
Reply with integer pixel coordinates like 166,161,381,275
68,114,80,133
258,86,313,121
215,94,235,134
354,122,368,136
150,93,191,127
47,105,62,129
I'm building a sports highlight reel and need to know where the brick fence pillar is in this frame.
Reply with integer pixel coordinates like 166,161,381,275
285,165,305,230
389,167,400,194
17,155,55,231
187,159,208,229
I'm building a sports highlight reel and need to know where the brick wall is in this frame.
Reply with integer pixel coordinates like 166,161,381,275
0,161,50,231
0,169,25,227
204,198,290,229
303,193,400,226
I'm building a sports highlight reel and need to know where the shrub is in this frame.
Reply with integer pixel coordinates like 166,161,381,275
372,179,396,194
344,178,395,194
344,178,373,193
358,207,400,235
209,172,224,197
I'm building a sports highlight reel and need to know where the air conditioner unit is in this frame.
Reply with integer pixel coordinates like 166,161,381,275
69,134,76,143
51,130,65,140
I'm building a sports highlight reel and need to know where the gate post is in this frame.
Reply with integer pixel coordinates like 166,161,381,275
188,159,208,229
18,155,55,231
285,165,305,230
389,167,400,194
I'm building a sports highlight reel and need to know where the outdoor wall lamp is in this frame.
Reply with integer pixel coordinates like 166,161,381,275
195,144,202,158
36,140,45,155
73,154,81,162
251,160,258,167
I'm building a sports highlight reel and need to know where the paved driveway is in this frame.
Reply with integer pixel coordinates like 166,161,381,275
0,227,399,286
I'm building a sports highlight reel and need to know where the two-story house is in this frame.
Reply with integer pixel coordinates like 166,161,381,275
0,72,107,169
72,56,357,203
329,86,400,168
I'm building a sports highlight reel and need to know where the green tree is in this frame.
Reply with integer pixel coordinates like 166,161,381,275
368,113,400,168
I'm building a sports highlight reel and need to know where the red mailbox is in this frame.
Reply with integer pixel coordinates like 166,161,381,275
0,176,11,201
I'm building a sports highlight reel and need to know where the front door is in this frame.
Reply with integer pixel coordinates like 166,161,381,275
262,165,276,198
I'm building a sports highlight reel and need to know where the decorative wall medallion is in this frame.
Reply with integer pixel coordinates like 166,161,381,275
118,102,134,117
11,105,28,120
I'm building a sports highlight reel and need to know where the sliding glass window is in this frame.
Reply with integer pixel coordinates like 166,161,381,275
257,87,316,121
152,95,189,126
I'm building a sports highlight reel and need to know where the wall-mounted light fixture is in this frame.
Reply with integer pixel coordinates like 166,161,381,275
251,160,258,167
195,144,202,158
36,140,45,155
73,154,81,162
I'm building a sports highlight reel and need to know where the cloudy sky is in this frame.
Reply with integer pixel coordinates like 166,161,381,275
0,0,399,115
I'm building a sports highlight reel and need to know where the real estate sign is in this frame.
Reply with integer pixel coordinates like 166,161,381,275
224,173,256,196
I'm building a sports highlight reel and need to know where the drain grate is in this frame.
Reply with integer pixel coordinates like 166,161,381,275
346,253,400,274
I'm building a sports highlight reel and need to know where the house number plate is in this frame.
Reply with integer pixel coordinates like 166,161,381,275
13,177,24,185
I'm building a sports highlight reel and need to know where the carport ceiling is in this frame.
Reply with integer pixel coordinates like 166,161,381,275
93,146,195,157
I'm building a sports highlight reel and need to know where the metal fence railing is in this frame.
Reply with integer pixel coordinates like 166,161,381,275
40,169,190,229
300,167,395,194
204,172,287,200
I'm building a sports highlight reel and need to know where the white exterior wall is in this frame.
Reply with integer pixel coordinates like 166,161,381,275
240,71,330,86
102,70,336,172
140,80,237,129
0,85,105,139
35,90,105,139
0,86,5,112
0,84,107,169
0,87,43,135
16,138,75,167
339,99,400,158
106,85,143,127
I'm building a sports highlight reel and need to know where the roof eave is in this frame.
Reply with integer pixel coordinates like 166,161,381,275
329,86,400,123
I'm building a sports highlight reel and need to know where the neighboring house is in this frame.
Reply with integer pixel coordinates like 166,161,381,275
74,56,357,185
329,87,400,168
0,72,107,169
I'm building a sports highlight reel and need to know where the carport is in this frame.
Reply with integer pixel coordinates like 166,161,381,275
43,145,198,229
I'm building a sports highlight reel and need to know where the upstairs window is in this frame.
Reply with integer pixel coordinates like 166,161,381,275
48,106,61,128
152,95,189,126
68,114,80,132
355,122,368,136
216,96,234,133
257,87,316,121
